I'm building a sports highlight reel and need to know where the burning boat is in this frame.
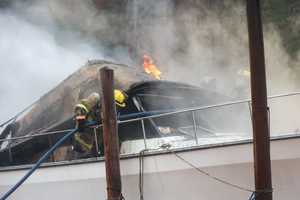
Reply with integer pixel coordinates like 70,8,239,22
0,60,233,166
0,61,300,200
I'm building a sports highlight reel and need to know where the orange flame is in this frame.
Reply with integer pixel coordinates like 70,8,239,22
143,54,162,80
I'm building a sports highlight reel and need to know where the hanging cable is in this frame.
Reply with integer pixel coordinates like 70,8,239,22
248,192,256,200
139,149,146,200
158,144,255,193
267,106,270,135
138,145,265,200
248,189,273,200
138,147,161,200
172,150,254,192
167,145,274,200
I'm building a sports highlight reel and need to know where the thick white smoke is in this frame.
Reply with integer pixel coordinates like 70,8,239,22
126,0,300,135
0,0,121,124
127,0,300,97
0,0,299,136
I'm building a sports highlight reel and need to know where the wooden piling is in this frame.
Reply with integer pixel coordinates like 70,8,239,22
100,67,122,200
246,0,273,200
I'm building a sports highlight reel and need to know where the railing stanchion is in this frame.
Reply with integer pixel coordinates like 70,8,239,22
93,128,100,156
192,111,199,145
48,135,54,162
8,140,12,164
248,101,253,121
141,119,147,149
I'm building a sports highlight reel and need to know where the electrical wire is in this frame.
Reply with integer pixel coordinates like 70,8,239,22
138,147,161,200
248,192,256,200
139,149,146,200
158,144,255,193
172,149,254,193
138,145,262,200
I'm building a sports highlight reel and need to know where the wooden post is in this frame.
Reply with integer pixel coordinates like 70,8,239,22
246,1,273,200
100,67,122,200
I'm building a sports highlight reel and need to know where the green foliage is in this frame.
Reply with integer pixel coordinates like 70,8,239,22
262,0,300,59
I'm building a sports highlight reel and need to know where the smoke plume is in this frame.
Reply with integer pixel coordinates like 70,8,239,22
0,0,299,135
0,0,129,124
126,0,300,135
128,0,300,96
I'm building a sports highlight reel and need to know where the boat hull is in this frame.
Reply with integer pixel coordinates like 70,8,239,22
1,135,300,200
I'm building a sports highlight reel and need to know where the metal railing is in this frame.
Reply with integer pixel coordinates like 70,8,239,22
1,91,300,166
0,129,74,143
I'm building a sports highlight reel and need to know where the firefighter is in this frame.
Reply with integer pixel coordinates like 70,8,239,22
73,90,128,157
73,92,101,157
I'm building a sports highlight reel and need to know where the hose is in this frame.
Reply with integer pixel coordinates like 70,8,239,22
0,109,190,199
0,127,79,200
0,109,171,200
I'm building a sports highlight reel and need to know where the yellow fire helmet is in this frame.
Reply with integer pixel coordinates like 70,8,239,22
114,89,127,107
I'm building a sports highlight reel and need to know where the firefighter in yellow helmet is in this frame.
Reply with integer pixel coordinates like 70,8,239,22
114,89,127,108
73,90,128,157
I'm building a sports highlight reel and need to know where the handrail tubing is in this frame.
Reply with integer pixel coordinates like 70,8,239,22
118,91,300,124
0,129,74,143
2,92,299,199
2,91,300,143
